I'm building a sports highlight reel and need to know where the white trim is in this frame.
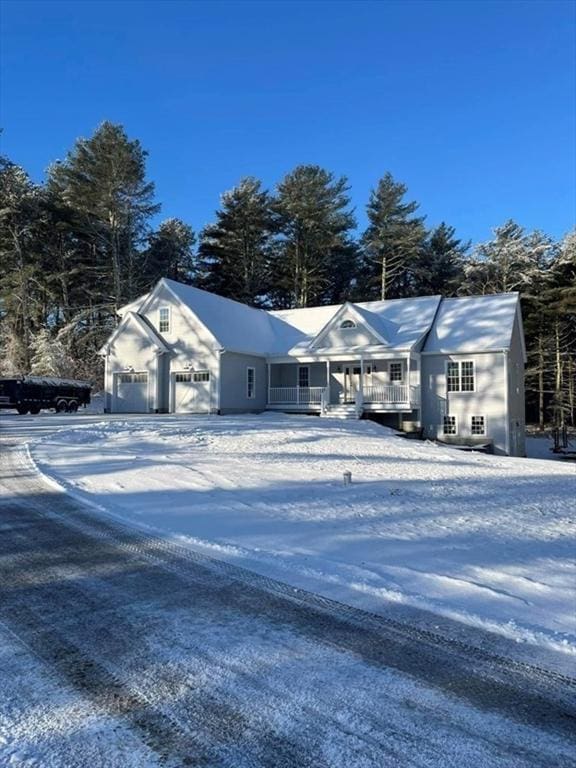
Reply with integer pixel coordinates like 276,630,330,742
503,350,511,454
247,366,256,399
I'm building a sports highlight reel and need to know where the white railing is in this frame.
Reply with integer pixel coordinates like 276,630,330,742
361,384,420,404
268,386,325,405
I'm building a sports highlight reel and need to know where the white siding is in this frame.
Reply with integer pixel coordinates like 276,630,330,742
142,284,220,413
421,352,509,454
105,315,161,413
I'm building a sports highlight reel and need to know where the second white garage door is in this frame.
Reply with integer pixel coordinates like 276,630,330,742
172,371,211,413
114,372,149,413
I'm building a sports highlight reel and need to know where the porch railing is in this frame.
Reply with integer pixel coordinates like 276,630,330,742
268,386,325,405
361,384,420,405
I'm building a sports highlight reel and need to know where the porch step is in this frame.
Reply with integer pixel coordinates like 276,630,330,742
322,404,362,420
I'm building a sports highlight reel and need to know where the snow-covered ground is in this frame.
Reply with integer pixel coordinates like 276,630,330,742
29,414,576,658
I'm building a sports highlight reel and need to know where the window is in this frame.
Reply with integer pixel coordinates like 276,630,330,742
175,371,210,383
118,373,148,384
447,360,474,392
443,415,457,435
159,307,170,333
340,319,356,329
247,367,255,399
471,416,486,436
389,362,403,383
298,366,309,388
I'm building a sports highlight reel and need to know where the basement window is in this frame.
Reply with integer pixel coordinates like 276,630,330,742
443,415,457,435
471,415,486,436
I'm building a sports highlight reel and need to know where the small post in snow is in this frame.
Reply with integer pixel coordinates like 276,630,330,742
343,470,352,486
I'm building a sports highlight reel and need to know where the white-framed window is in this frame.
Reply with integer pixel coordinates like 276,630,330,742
298,366,310,388
175,371,210,383
389,362,403,383
446,360,475,392
159,307,170,333
471,415,486,435
443,415,457,435
340,319,356,329
118,373,148,384
247,367,255,399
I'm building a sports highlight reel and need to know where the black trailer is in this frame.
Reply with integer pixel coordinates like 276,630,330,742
0,376,91,415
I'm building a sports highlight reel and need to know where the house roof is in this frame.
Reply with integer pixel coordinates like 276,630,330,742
162,279,305,356
114,281,521,358
422,293,521,354
271,295,442,354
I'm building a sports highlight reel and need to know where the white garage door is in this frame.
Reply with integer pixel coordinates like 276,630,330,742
173,371,211,413
114,372,149,413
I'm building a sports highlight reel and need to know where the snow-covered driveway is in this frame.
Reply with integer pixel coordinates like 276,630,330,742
0,415,575,767
25,412,576,659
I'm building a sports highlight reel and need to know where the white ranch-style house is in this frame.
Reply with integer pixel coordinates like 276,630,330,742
100,278,527,456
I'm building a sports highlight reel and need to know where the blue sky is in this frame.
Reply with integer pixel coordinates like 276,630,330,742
1,0,574,244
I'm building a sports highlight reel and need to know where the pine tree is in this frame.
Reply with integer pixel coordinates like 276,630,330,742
271,165,356,308
145,218,196,286
359,172,426,300
411,222,468,296
30,328,74,377
548,232,576,427
198,178,274,305
47,121,160,310
460,220,550,295
0,157,45,372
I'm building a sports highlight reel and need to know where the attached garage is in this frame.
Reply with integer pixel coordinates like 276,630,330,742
114,372,149,413
172,371,211,413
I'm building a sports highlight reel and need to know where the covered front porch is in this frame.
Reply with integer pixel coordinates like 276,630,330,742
266,358,420,413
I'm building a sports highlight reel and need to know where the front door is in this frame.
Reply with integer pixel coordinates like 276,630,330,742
343,366,361,402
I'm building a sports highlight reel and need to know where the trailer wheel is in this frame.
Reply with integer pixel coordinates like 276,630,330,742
67,400,78,413
16,406,29,415
55,400,67,413
29,406,41,415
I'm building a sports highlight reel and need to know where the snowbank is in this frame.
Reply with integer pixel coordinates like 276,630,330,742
30,414,576,658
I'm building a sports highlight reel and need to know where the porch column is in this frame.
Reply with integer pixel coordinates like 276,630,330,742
267,363,271,405
360,355,365,398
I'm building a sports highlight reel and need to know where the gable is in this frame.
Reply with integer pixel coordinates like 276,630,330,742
139,281,221,351
310,307,386,350
99,312,169,356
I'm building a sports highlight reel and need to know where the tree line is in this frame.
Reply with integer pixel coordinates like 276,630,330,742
1,121,574,426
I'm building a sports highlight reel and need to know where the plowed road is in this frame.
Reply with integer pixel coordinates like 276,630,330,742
1,414,574,767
